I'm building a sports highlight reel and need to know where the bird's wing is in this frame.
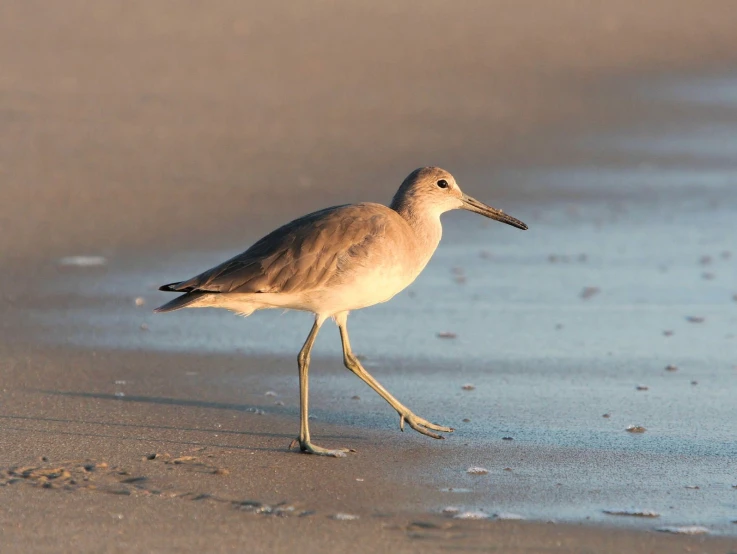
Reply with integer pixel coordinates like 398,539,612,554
165,203,391,295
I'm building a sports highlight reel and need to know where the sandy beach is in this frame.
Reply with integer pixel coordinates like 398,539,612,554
2,1,737,552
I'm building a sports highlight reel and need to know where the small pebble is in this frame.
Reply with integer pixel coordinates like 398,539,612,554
626,425,646,433
603,509,660,518
686,316,705,323
685,485,699,489
332,513,359,521
140,323,149,331
636,385,649,391
134,297,146,306
213,468,229,476
657,525,709,535
691,380,698,385
461,384,475,391
351,395,361,400
502,436,513,440
466,467,489,475
699,255,712,265
663,330,674,337
437,332,457,339
580,286,600,300
453,511,488,520
462,418,471,423
495,512,525,520
665,365,678,372
602,413,611,418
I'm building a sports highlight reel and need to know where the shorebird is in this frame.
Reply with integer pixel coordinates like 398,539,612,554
155,167,528,456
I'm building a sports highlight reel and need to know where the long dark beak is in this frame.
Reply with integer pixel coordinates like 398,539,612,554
461,194,528,230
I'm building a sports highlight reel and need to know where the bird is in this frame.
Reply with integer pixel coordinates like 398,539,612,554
155,167,528,457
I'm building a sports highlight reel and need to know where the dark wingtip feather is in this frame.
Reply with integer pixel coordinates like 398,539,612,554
159,282,184,292
154,291,208,313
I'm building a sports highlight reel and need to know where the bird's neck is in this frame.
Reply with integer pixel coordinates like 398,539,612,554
391,201,443,255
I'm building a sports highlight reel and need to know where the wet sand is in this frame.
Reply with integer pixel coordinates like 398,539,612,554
2,1,737,552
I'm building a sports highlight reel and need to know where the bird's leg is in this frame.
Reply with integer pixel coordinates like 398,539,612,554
336,315,453,439
288,317,353,457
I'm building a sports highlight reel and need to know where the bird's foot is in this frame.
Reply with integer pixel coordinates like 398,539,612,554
399,412,454,439
288,438,355,458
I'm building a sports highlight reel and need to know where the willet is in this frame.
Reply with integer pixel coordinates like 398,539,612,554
155,167,527,456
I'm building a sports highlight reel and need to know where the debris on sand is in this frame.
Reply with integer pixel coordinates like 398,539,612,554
168,456,197,465
656,525,709,535
636,385,649,391
466,467,489,475
603,508,660,518
502,436,513,441
58,255,107,267
665,365,678,372
663,330,674,337
437,331,457,339
461,384,475,391
134,297,146,306
602,413,611,418
625,425,646,433
264,391,277,397
332,513,359,521
685,316,705,323
442,506,460,515
145,453,166,460
454,511,488,520
580,286,600,300
495,512,525,520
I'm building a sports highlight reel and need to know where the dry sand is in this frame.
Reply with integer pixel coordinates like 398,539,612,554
3,0,737,267
2,1,737,552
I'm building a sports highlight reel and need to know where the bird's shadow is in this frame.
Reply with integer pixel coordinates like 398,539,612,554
9,389,363,447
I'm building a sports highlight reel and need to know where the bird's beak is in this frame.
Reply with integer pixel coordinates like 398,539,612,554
461,194,528,230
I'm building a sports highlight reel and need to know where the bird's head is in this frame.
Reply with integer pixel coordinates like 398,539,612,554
391,167,528,230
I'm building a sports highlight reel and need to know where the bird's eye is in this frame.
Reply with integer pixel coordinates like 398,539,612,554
437,179,448,188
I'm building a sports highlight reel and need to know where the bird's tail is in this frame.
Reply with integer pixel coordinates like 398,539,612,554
154,291,209,313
